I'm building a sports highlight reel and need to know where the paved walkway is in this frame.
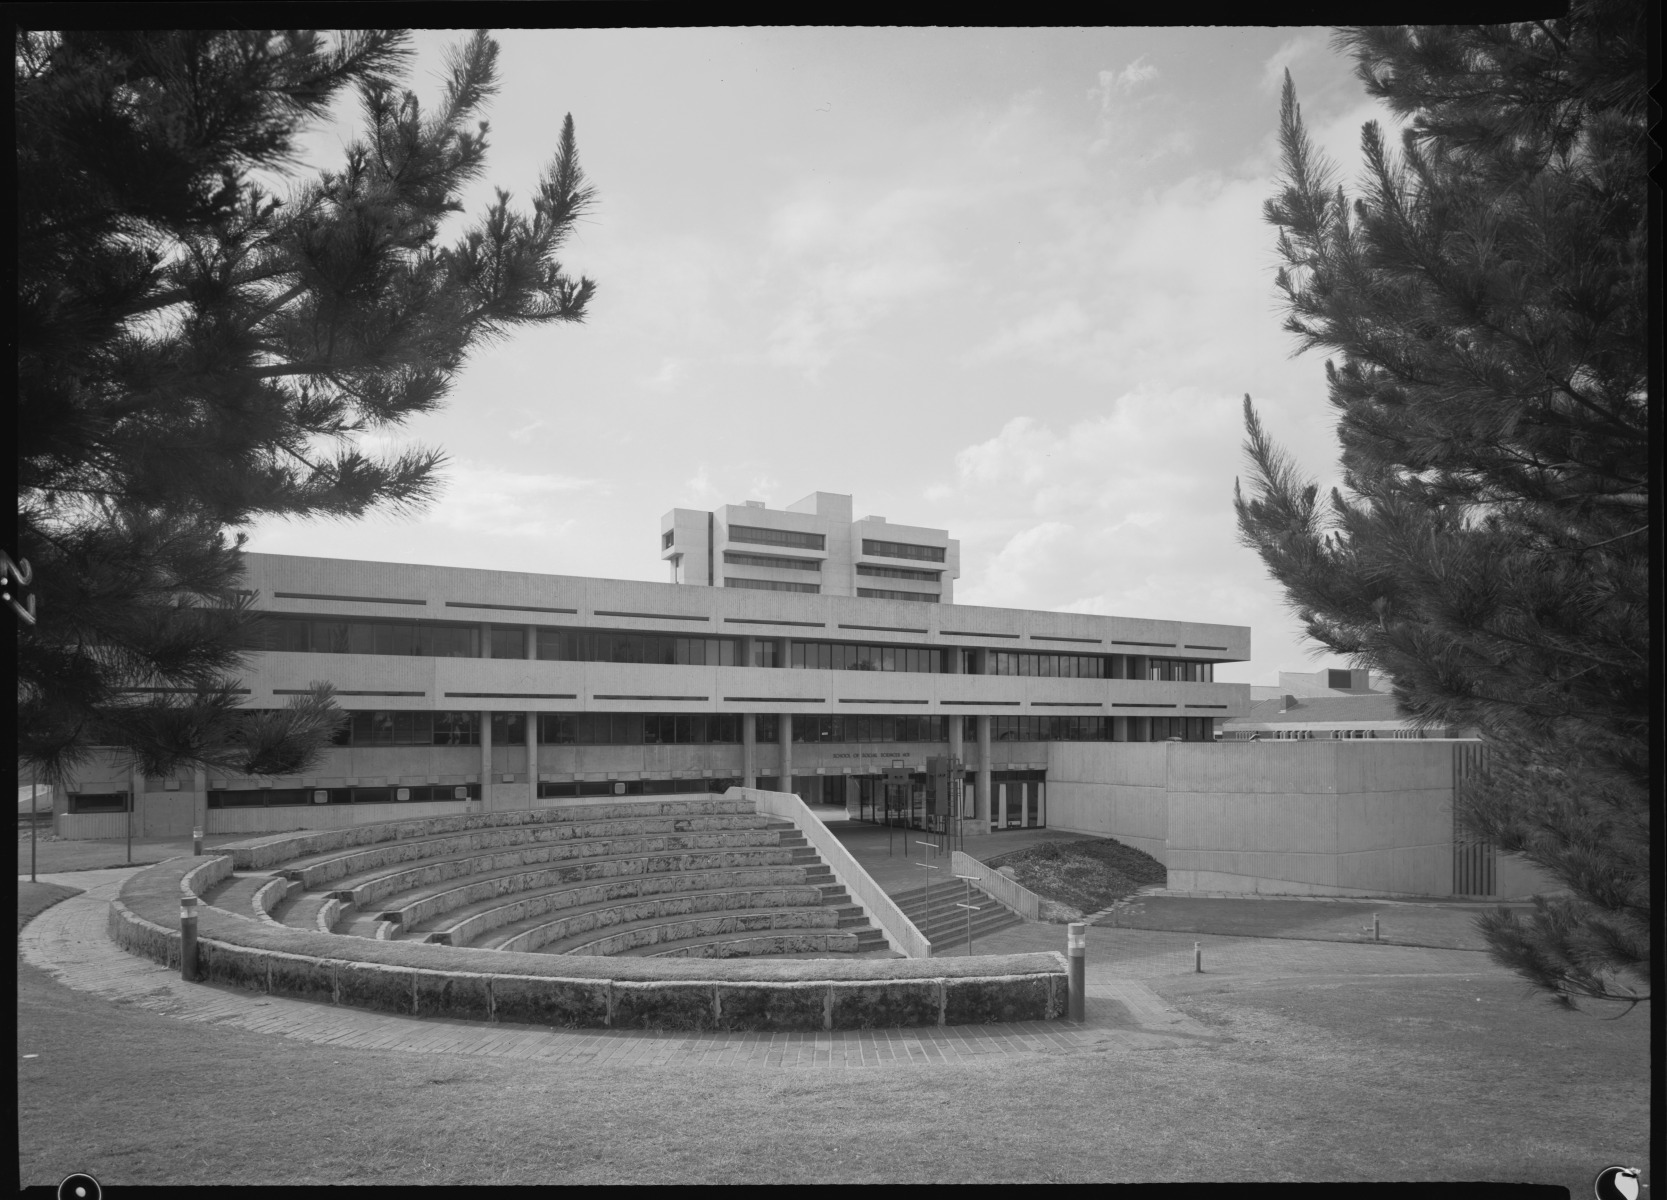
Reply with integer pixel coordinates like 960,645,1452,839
19,868,1216,1068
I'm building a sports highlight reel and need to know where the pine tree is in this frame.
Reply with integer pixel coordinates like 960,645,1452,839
1234,3,1649,1010
16,29,597,785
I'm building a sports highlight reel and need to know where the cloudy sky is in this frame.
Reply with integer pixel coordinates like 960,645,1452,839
245,26,1402,686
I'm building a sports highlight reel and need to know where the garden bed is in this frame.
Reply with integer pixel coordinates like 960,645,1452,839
982,838,1166,921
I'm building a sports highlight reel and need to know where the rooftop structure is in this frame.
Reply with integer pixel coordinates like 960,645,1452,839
661,491,960,604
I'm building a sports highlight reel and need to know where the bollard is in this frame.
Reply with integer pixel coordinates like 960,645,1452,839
1194,941,1203,973
192,826,204,857
1067,922,1086,1021
180,895,199,982
1373,913,1380,942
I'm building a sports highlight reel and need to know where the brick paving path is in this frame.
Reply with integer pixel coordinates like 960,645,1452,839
19,868,1218,1067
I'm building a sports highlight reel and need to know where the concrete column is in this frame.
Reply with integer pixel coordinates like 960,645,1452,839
948,711,964,765
976,714,992,829
777,636,791,669
479,709,493,812
742,713,757,788
780,712,793,797
525,710,539,809
525,626,538,808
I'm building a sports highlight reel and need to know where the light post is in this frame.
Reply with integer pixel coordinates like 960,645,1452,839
29,767,38,884
193,826,204,857
180,895,199,982
1067,922,1086,1021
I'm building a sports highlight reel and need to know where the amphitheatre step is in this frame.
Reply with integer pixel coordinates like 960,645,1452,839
428,883,830,950
413,866,830,953
274,891,336,933
313,831,795,913
243,801,903,963
276,814,777,889
640,929,864,958
199,872,283,922
551,907,850,957
365,851,813,934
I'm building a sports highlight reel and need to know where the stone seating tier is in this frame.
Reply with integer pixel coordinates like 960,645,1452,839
476,889,835,954
296,833,796,920
221,796,764,872
277,814,774,891
110,849,1068,1030
227,793,888,962
557,907,848,957
419,880,828,949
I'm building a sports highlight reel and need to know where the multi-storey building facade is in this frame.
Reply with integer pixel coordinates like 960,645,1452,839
661,491,960,604
51,501,1252,842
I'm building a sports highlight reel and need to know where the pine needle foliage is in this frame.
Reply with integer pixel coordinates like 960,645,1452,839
16,29,597,784
1234,3,1649,1011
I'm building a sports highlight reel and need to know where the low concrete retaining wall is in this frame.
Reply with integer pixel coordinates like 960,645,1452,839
109,856,1066,1031
950,850,1042,920
742,787,931,958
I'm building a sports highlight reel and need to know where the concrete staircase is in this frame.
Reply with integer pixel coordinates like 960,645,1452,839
765,820,890,955
890,880,1024,953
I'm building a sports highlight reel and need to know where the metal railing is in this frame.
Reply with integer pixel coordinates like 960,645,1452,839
950,850,1042,921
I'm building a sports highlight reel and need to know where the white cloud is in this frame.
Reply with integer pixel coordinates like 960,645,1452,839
507,418,546,443
757,183,966,375
424,462,596,539
1089,56,1161,114
645,359,685,389
1260,32,1330,94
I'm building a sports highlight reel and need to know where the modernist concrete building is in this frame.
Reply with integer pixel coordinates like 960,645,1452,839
51,503,1252,841
660,491,960,603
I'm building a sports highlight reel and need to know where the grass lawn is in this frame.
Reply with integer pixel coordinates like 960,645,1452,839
17,938,1648,1188
15,829,249,875
984,836,1166,918
1113,896,1538,951
17,881,83,934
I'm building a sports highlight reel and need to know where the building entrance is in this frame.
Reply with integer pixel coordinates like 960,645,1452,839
990,770,1046,831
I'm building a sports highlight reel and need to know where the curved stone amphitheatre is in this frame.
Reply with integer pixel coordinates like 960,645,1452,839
108,791,1067,1031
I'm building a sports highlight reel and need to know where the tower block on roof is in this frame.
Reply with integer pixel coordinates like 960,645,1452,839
661,491,960,604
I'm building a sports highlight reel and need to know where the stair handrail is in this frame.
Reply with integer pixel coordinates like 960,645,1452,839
950,850,1042,921
733,787,932,959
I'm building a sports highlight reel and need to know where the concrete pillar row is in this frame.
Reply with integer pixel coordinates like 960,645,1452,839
478,622,493,812
741,713,757,789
